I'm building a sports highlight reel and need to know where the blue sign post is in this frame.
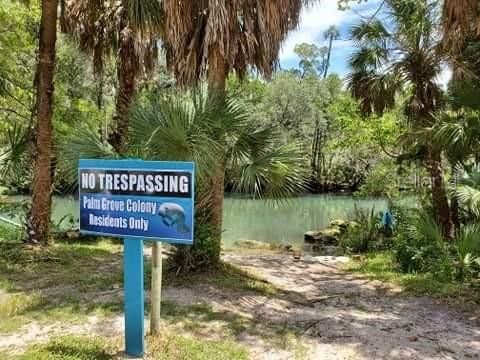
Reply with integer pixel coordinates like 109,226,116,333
78,159,194,357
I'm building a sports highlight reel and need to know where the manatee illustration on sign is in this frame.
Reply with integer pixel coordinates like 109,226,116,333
158,202,190,234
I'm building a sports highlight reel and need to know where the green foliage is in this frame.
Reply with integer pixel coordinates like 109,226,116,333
454,168,480,220
393,208,480,282
356,159,401,197
340,206,381,253
393,210,450,274
346,251,480,307
293,43,328,77
0,123,31,192
17,336,113,360
454,224,480,281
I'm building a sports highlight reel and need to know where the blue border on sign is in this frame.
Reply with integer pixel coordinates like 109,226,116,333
78,159,195,243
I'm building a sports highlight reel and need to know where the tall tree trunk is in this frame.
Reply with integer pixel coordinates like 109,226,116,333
28,0,58,245
206,47,227,262
109,33,137,154
426,146,455,239
323,35,333,79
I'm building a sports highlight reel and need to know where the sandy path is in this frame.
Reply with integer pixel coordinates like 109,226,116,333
1,253,479,359
218,253,480,360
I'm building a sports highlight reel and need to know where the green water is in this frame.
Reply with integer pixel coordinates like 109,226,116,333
2,195,387,248
222,195,387,248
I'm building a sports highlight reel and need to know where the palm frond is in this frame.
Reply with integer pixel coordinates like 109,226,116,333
232,142,308,201
129,93,220,178
0,124,31,188
454,169,480,219
56,127,118,189
350,19,390,46
456,223,480,258
407,210,444,246
162,0,310,85
442,0,479,47
433,110,480,163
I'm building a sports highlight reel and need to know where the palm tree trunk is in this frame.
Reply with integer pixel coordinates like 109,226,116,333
206,47,227,262
426,147,455,240
109,34,137,154
323,35,333,79
28,0,58,245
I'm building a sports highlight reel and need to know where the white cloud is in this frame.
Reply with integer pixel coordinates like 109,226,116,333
279,0,384,72
280,2,348,61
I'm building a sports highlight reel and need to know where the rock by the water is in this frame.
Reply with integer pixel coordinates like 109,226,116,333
330,219,349,229
304,231,320,243
304,227,340,245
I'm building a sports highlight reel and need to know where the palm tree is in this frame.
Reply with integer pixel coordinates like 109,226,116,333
346,0,455,238
63,0,162,153
160,0,309,257
28,0,59,245
59,90,307,267
323,25,340,79
130,90,307,266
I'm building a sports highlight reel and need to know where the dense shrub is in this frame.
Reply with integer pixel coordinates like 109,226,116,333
393,209,480,282
340,206,381,253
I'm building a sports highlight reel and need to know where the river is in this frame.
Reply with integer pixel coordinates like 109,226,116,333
1,194,387,249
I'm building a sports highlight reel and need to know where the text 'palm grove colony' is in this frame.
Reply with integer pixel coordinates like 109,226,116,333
80,170,192,232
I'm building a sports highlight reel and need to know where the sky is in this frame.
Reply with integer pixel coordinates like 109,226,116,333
279,0,452,86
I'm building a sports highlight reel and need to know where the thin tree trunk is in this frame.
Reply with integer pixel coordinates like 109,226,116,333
109,33,137,154
323,35,333,79
150,242,162,335
28,0,58,245
426,147,455,239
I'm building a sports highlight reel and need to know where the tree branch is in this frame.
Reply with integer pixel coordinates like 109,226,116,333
378,137,400,159
0,107,30,121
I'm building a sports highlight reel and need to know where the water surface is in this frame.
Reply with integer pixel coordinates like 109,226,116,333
222,195,387,248
2,195,387,248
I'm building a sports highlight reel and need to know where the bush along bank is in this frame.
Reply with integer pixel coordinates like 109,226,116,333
328,203,480,305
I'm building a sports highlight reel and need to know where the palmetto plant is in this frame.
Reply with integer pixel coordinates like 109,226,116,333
346,0,455,238
453,169,480,220
131,90,307,265
60,90,307,267
454,223,480,280
432,96,480,222
0,124,31,191
63,0,162,153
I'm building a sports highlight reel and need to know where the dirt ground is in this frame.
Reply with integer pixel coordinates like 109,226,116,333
1,252,479,359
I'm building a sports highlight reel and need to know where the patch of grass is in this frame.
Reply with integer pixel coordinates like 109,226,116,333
160,300,308,356
0,316,24,333
15,336,115,360
345,251,480,310
12,334,248,360
0,292,44,333
148,332,248,360
0,239,124,332
271,327,308,359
